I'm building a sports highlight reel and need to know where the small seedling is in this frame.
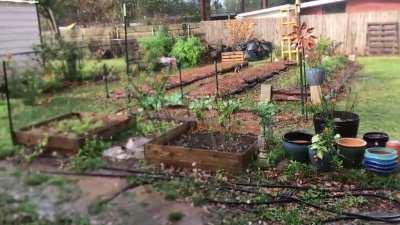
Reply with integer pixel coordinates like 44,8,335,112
168,211,185,222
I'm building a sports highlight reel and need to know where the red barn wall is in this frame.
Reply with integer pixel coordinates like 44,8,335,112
346,0,400,13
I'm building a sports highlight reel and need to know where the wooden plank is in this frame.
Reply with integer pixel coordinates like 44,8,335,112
144,122,258,173
310,85,322,105
260,84,272,103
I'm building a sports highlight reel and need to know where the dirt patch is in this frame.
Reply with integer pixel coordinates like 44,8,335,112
166,62,248,90
168,129,257,153
188,62,288,98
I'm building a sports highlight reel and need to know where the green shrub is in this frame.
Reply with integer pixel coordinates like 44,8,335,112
8,68,44,106
171,37,203,68
321,55,350,76
35,40,83,81
139,30,174,72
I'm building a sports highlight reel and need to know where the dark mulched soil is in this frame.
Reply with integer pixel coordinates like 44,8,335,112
166,62,248,90
188,62,288,98
168,131,257,153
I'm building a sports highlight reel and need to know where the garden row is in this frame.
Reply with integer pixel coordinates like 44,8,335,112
188,61,289,98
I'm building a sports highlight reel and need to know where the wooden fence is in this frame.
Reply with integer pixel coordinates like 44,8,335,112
200,11,400,55
45,23,201,44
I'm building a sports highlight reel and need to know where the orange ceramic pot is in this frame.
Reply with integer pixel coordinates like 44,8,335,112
386,141,400,156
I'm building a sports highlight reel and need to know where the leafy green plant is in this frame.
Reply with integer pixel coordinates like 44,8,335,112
55,116,103,137
8,68,44,106
168,212,185,222
35,39,83,81
310,127,340,160
214,99,242,127
69,139,110,172
171,37,204,68
256,102,275,149
188,98,214,121
284,160,314,179
139,30,174,72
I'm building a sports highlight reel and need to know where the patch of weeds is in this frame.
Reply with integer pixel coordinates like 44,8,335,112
69,139,110,172
334,169,400,189
335,196,367,210
261,207,302,225
283,160,315,180
168,211,185,222
261,146,286,168
154,178,199,201
88,200,107,215
23,172,50,186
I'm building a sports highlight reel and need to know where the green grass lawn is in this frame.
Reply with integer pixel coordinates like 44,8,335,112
349,57,400,139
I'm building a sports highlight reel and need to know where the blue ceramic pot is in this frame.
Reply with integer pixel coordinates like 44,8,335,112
282,131,312,163
363,148,398,173
305,68,325,86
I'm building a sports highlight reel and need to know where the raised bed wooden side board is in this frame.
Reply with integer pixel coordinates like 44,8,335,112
144,122,258,173
13,112,132,154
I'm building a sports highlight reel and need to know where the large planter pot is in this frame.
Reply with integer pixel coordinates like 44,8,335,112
313,111,359,138
336,138,367,168
282,131,312,163
363,132,389,148
308,148,333,172
305,68,325,86
386,141,400,157
363,148,398,174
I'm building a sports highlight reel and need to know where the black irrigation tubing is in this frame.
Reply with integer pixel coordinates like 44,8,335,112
324,192,400,207
322,214,400,224
234,181,382,192
205,198,292,206
220,184,400,209
99,166,181,177
41,170,171,181
283,195,400,224
95,181,151,206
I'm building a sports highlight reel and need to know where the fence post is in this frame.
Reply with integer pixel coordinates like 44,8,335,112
177,61,184,102
123,3,130,76
2,61,15,145
214,59,219,100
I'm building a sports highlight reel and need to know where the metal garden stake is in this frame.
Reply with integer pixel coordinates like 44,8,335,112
2,61,15,144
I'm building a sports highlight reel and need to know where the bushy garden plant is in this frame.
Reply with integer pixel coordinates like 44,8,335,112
170,37,203,68
35,40,83,81
139,30,174,72
8,68,44,106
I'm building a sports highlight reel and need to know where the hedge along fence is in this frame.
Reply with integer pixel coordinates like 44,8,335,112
200,10,400,55
42,23,202,44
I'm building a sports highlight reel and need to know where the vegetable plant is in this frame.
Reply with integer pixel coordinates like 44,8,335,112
188,98,213,121
139,30,174,72
256,102,275,149
170,37,204,68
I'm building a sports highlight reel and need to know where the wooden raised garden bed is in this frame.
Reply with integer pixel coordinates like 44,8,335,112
13,112,131,154
144,121,258,173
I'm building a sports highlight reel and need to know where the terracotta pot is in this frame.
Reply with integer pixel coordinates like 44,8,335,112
386,141,400,156
336,138,367,168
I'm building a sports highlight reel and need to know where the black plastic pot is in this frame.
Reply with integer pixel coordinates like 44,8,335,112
313,111,359,138
282,131,313,163
363,132,389,148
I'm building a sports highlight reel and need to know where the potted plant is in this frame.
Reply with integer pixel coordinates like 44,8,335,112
336,138,367,168
309,127,340,171
282,131,313,163
312,97,360,138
